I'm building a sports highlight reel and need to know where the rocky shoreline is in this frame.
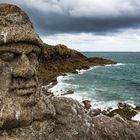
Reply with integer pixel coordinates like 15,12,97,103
38,43,117,85
39,43,140,123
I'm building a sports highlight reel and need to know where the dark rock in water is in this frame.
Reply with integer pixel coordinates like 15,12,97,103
118,102,132,109
135,106,140,111
61,90,74,95
88,108,101,117
82,100,92,110
106,103,138,120
87,57,117,65
62,73,67,76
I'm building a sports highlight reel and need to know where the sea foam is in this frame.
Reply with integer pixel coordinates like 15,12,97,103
132,112,140,121
105,63,125,67
48,62,138,111
76,66,94,74
48,74,78,96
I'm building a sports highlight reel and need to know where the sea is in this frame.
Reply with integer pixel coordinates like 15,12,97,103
49,52,140,111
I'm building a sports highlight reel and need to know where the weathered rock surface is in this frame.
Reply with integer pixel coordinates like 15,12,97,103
51,97,93,140
88,108,101,117
0,3,43,46
82,100,92,110
89,103,140,121
91,114,140,140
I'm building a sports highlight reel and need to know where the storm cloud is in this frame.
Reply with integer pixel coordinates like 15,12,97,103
1,0,140,35
1,0,140,51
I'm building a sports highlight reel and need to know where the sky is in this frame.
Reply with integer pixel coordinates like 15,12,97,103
0,0,140,51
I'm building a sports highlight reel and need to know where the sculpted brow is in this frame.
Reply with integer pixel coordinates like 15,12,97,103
0,48,39,52
0,49,19,54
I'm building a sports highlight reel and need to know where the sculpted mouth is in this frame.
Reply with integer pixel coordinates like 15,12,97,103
11,78,38,96
11,85,37,96
15,87,36,96
14,85,38,107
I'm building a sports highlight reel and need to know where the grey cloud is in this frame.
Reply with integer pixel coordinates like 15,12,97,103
30,11,140,36
1,0,140,36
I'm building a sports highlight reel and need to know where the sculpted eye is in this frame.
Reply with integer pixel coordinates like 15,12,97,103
0,52,15,61
28,52,38,59
27,52,39,66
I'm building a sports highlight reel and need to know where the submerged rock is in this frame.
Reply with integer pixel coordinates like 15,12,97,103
106,103,138,120
61,90,74,95
135,106,140,111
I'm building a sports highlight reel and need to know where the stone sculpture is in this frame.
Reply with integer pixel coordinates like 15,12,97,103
0,3,56,139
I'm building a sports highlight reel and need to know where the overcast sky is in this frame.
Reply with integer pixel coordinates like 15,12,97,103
1,0,140,51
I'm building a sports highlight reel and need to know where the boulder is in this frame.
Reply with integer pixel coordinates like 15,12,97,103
88,108,101,117
106,103,138,120
91,114,140,140
82,100,92,110
51,97,93,140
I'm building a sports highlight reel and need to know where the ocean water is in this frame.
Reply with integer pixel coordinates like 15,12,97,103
49,52,140,110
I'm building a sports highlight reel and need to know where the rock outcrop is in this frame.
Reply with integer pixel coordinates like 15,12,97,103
38,44,117,85
105,103,138,120
91,114,140,140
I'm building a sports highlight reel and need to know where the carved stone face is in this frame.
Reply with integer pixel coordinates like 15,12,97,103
0,43,41,107
0,43,55,129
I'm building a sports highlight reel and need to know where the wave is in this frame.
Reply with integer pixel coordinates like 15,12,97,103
48,75,138,112
48,62,127,98
48,75,79,96
105,63,125,67
76,67,94,74
48,61,139,113
76,63,126,75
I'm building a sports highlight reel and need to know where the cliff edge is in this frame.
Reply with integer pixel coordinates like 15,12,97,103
38,43,117,85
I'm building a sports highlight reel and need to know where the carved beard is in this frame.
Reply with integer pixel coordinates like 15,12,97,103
0,95,48,129
0,97,33,129
0,63,50,129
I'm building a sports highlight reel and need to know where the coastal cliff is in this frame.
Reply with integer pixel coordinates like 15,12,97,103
38,43,117,85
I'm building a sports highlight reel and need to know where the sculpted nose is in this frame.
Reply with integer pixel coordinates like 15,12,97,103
12,54,35,79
